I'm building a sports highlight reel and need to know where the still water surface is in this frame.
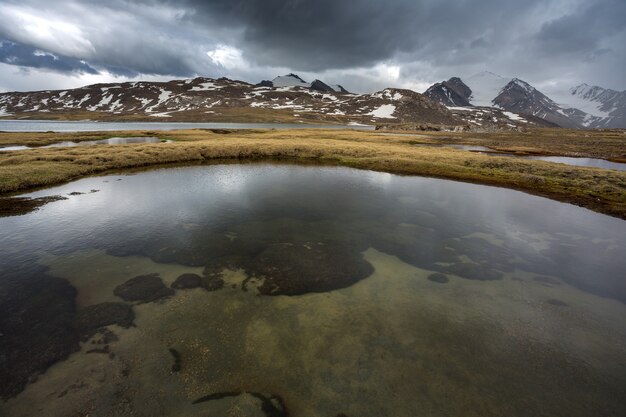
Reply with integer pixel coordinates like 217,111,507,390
0,136,165,151
0,120,374,132
1,164,625,416
412,142,626,171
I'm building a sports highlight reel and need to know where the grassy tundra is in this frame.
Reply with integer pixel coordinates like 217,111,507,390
1,128,625,219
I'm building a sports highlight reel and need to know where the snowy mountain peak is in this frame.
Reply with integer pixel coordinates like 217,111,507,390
464,71,510,106
570,83,590,94
309,79,336,92
423,77,472,107
469,71,505,80
264,74,350,93
570,84,610,101
271,73,309,88
508,78,535,94
286,73,306,83
425,72,626,128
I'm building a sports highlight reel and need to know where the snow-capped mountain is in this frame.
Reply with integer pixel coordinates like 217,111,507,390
258,73,350,93
425,72,626,128
464,71,510,107
424,77,471,107
0,73,554,129
551,84,626,128
0,77,469,126
493,79,579,128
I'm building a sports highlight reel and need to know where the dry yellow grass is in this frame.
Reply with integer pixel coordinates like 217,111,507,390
1,128,625,219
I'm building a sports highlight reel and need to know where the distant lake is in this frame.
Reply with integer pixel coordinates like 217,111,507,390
0,120,374,132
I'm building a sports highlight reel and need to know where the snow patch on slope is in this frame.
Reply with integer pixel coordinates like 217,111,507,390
368,104,396,118
147,89,173,112
503,111,527,122
190,82,223,92
464,71,510,106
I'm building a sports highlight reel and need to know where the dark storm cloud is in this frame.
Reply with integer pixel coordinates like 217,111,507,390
533,0,626,56
180,0,548,70
0,0,624,91
0,40,98,74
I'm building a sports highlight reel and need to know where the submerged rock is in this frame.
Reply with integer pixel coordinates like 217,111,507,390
171,273,203,290
171,271,225,292
113,273,174,303
74,302,134,339
252,243,374,295
428,273,449,284
0,268,79,399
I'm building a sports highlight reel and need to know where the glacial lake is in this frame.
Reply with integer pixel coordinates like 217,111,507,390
1,164,625,417
0,120,374,132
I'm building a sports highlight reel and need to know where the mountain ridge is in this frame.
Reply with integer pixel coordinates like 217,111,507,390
0,73,576,130
424,73,626,129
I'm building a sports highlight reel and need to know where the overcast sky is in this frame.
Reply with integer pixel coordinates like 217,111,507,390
0,0,624,94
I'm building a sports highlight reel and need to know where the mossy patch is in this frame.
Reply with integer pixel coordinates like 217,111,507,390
428,273,449,284
113,273,175,303
0,195,67,217
252,243,374,295
74,302,134,339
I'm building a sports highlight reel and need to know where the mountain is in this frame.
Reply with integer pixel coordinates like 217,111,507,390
424,72,626,129
464,71,510,107
260,73,350,94
493,79,580,128
0,77,471,126
424,77,471,106
552,84,626,128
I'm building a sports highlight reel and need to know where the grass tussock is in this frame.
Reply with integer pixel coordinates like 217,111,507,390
1,128,625,219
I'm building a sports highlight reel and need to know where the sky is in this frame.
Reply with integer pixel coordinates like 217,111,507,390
0,0,624,95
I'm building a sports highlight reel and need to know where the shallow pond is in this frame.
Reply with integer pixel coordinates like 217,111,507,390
413,143,626,171
1,164,625,417
0,120,374,132
522,155,626,171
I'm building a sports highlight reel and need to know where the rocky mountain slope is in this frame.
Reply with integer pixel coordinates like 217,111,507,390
425,72,626,129
424,77,471,107
257,73,350,93
0,74,539,129
493,79,580,128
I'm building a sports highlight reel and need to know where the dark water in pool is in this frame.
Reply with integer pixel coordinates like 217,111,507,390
1,164,625,416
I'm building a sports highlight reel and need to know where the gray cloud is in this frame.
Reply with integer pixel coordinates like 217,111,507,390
533,0,626,56
0,40,98,74
0,0,623,93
